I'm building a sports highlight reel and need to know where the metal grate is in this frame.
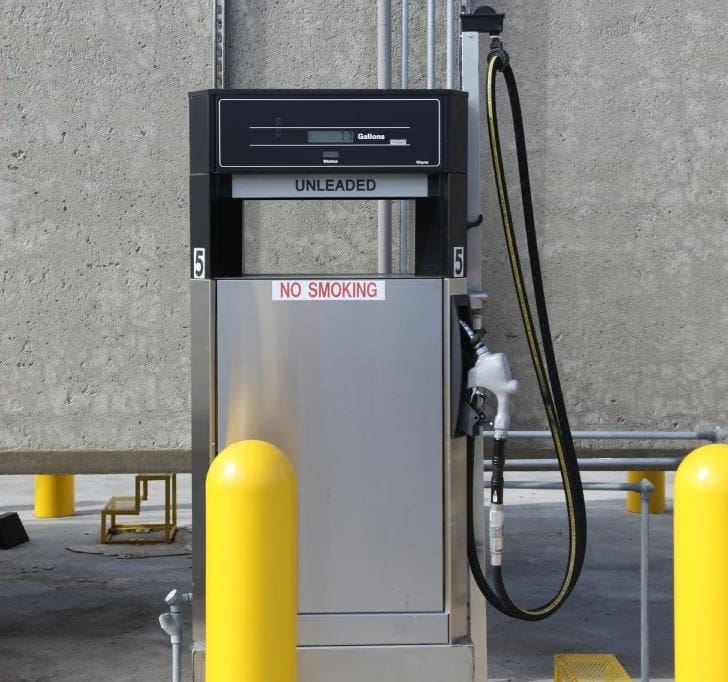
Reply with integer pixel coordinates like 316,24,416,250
554,654,631,682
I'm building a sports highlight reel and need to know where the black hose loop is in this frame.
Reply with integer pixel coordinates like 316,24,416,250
465,52,587,622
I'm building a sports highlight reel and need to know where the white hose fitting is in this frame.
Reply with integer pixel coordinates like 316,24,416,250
489,503,504,566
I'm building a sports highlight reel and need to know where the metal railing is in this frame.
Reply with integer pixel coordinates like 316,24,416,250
498,479,654,682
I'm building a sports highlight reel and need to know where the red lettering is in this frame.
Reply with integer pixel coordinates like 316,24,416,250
318,282,331,297
290,282,301,297
367,282,378,298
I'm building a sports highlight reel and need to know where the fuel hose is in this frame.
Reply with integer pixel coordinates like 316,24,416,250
466,46,587,620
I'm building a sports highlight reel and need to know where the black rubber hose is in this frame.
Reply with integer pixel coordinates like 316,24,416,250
467,436,500,607
501,64,582,497
465,51,587,621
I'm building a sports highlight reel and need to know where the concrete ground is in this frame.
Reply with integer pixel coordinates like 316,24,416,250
0,472,674,681
0,474,193,682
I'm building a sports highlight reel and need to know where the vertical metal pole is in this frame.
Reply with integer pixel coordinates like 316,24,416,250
640,482,652,682
172,641,181,682
213,0,226,88
426,0,436,88
446,0,455,88
377,0,392,273
399,0,410,274
461,30,482,293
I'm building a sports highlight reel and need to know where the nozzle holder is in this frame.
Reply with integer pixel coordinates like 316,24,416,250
461,6,505,35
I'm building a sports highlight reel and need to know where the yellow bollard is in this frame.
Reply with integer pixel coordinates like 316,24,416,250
675,444,728,681
206,440,297,682
34,475,75,518
626,470,665,513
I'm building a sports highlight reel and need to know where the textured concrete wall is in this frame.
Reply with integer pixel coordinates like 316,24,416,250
1,1,726,460
482,1,728,437
0,1,209,452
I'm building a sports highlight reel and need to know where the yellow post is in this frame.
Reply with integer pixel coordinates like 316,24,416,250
626,470,665,513
206,440,297,682
675,443,728,681
34,474,75,518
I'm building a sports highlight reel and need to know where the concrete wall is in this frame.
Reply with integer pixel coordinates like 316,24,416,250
1,2,209,455
1,1,726,464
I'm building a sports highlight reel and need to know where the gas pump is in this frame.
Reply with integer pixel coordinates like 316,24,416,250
188,6,585,681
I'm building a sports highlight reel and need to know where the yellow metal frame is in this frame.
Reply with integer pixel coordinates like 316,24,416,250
100,474,177,544
554,653,630,681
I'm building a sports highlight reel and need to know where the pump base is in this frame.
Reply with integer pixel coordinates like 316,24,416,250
193,642,475,682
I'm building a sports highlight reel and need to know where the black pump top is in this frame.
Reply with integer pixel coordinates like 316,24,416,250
461,5,505,34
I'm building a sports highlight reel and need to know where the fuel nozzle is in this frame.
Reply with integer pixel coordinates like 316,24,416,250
461,318,515,567
460,319,519,439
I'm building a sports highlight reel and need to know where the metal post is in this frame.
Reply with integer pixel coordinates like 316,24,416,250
628,470,665,513
461,29,482,292
674,444,728,680
377,0,392,273
212,0,225,88
206,441,297,681
639,480,653,682
399,0,410,273
446,0,455,88
34,474,75,518
427,0,436,88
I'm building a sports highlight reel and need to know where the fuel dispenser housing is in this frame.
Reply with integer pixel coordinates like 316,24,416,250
188,88,485,681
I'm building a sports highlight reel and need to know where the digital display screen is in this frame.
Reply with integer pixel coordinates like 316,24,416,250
308,130,354,144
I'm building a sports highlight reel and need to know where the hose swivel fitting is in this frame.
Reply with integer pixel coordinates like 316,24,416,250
488,37,509,70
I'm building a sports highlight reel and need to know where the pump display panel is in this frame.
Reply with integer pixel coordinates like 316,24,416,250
216,95,443,171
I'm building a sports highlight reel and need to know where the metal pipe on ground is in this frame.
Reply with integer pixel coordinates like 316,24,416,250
484,457,685,472
481,428,725,442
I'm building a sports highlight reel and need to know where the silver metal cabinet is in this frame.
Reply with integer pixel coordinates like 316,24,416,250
192,277,478,680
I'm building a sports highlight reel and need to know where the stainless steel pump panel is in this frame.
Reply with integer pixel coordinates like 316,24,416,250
216,278,448,645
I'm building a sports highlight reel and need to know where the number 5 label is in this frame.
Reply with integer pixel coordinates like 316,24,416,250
193,248,206,279
453,246,465,277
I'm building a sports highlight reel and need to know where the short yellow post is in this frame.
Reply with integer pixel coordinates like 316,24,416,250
34,474,75,518
675,444,728,681
206,440,297,682
626,470,665,513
